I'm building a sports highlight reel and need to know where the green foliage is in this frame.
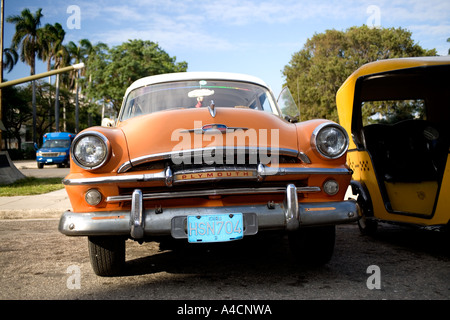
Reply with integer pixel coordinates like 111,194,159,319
362,99,426,126
85,39,188,114
5,7,187,145
0,177,64,196
6,8,43,75
283,26,438,122
1,85,32,150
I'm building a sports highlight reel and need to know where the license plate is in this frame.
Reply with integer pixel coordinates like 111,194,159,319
187,213,243,243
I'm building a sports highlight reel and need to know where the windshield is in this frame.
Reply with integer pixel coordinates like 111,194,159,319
120,80,279,121
42,139,71,148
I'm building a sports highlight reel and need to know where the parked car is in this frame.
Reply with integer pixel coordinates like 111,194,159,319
59,72,359,276
336,57,450,234
36,132,75,168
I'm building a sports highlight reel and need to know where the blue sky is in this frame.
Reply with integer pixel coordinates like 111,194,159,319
3,0,450,96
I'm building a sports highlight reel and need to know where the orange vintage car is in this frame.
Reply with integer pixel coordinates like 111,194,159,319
59,72,359,276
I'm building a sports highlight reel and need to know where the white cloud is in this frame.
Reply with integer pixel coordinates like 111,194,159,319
91,27,233,52
41,0,450,55
408,24,450,37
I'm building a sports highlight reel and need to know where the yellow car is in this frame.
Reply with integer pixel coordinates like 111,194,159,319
337,57,450,234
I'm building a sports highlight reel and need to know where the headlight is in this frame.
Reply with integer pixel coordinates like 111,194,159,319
72,131,110,169
311,123,349,159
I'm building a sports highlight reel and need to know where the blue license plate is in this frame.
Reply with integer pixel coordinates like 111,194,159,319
187,213,243,243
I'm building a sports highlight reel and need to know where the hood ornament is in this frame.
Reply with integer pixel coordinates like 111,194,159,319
208,100,216,118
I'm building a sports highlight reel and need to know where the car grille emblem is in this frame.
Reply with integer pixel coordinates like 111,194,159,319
182,124,248,134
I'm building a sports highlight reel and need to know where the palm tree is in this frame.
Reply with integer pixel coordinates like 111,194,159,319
38,23,65,131
66,39,92,132
2,48,18,73
7,8,43,143
38,22,65,75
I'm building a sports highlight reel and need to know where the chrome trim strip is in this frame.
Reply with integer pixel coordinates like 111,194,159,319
105,186,321,203
174,165,256,175
117,147,301,173
63,171,166,185
297,152,311,164
260,166,351,176
63,165,352,186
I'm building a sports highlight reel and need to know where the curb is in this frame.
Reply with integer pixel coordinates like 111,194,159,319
0,189,71,220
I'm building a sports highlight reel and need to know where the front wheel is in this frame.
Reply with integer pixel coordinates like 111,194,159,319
288,225,335,266
88,236,126,276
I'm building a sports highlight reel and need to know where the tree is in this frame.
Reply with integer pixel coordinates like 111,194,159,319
1,84,32,150
66,39,92,132
2,48,18,73
37,22,65,132
38,23,65,75
283,26,437,122
85,39,188,114
7,8,44,143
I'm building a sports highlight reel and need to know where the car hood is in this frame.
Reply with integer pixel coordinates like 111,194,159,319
118,108,298,163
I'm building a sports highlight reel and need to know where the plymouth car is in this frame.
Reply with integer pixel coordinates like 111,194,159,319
59,72,359,276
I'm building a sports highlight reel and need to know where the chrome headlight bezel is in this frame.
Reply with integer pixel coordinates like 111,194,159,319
71,131,111,170
311,123,349,160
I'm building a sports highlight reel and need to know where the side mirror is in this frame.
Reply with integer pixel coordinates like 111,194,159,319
277,87,300,122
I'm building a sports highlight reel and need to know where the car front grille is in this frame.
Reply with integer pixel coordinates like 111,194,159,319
41,152,59,157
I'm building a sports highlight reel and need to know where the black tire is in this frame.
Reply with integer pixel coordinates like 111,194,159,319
288,225,336,266
357,214,378,236
88,236,126,276
37,162,44,169
356,193,378,236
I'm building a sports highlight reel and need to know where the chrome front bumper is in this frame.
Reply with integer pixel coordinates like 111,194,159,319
58,184,360,239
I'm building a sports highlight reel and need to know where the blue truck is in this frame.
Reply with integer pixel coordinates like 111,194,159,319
36,132,75,169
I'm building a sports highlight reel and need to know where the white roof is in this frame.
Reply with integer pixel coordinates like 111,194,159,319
124,71,271,97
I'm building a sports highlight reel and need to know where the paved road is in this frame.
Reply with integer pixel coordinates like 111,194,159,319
13,161,69,178
0,219,448,302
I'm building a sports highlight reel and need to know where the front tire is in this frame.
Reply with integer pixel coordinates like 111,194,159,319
288,225,336,266
356,192,378,235
88,236,126,276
